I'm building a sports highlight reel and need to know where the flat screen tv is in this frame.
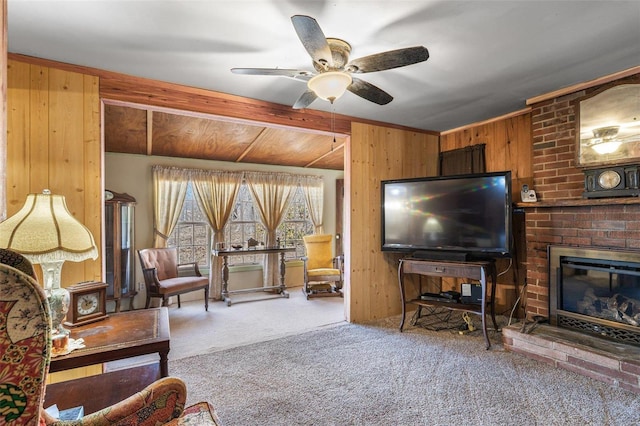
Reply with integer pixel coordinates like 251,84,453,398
381,171,513,259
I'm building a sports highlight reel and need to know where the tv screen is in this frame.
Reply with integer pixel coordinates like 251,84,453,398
381,171,513,259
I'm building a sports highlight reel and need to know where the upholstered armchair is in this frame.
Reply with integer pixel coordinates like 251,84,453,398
0,251,221,425
301,234,344,299
137,248,210,311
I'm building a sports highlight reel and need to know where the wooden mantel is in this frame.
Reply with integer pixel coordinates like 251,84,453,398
515,197,640,209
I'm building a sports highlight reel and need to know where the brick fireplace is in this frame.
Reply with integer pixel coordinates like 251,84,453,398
501,72,640,393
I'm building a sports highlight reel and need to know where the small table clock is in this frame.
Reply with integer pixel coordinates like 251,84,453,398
583,166,640,198
64,281,109,327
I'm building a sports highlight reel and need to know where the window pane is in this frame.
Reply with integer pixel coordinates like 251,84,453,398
178,225,194,246
178,246,193,265
193,224,209,246
167,183,210,268
274,186,313,259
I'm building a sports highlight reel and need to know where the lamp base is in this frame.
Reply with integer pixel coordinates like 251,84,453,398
48,286,70,336
40,260,71,336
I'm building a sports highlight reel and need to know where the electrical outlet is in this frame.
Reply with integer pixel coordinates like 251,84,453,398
137,282,144,291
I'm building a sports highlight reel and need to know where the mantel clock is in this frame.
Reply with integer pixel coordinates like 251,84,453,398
64,281,109,327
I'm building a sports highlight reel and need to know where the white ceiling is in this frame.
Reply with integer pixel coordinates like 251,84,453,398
7,0,640,132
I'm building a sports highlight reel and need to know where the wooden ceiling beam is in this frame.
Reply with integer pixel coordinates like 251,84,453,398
9,53,438,138
236,127,266,163
146,110,153,155
305,142,345,168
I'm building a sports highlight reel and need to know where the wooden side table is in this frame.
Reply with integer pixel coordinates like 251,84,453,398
50,307,170,377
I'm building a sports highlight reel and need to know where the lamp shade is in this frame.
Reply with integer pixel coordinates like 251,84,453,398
0,190,98,264
307,71,352,103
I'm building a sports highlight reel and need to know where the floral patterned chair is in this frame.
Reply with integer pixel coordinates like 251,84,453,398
0,253,222,425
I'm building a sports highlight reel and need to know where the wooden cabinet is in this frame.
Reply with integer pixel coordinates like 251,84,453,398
105,190,137,311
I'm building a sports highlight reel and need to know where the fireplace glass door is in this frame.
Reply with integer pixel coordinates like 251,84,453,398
549,246,640,346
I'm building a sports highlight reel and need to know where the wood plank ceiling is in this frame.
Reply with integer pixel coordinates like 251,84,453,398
104,104,346,170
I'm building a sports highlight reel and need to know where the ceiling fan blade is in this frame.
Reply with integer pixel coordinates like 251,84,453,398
348,77,393,105
231,68,312,79
292,90,318,109
291,15,334,69
346,46,429,73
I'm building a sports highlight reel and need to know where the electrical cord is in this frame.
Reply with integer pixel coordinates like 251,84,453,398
411,306,466,331
497,257,513,277
458,312,477,335
507,280,527,327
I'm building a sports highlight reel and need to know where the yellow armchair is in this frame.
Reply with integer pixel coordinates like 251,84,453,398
302,234,343,299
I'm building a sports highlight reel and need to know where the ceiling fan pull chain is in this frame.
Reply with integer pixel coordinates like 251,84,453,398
331,106,336,152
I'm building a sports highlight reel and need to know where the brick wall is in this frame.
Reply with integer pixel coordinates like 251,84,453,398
504,72,640,394
524,73,640,319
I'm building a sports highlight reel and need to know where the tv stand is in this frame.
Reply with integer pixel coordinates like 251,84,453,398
412,250,469,261
398,257,498,349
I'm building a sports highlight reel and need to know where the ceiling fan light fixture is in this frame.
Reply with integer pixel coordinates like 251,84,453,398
591,125,622,154
308,71,352,103
592,140,622,155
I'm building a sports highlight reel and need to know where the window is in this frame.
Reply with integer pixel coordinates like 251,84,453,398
224,184,312,263
276,186,314,257
167,183,211,268
224,185,265,264
169,181,314,267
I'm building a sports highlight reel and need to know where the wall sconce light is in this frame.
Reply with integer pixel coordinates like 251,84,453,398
307,71,353,103
0,190,98,336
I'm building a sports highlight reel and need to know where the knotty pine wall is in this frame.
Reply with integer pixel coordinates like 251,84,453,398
1,2,6,220
6,59,102,286
348,123,439,322
440,111,533,315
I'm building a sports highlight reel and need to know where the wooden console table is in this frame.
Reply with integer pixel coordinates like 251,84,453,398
50,307,170,377
398,257,498,349
213,246,296,306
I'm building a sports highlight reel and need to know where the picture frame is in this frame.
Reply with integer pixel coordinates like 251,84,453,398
576,83,640,168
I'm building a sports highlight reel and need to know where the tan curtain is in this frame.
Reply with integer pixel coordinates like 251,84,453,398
152,166,190,248
439,144,486,176
300,175,324,233
191,169,244,299
245,171,297,287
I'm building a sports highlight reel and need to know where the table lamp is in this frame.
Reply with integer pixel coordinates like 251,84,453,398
0,190,98,336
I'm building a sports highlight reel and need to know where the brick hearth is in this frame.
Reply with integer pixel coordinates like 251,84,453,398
501,71,640,393
503,324,640,394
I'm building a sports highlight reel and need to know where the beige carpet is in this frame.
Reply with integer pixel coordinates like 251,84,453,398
107,286,346,369
170,316,640,426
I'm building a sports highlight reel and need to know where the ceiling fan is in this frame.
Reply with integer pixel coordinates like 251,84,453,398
231,15,430,109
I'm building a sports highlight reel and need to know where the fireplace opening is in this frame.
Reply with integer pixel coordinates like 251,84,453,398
549,246,640,346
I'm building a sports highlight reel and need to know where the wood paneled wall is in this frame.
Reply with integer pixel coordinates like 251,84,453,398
0,0,6,221
6,59,102,285
440,111,532,315
440,111,532,190
347,123,439,322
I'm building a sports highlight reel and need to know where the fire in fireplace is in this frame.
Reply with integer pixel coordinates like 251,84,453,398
549,246,640,346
